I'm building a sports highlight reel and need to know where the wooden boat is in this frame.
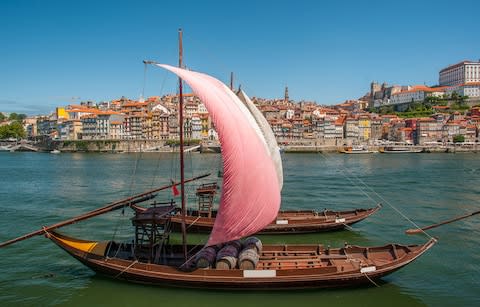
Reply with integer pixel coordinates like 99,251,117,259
142,183,382,234
171,206,381,234
46,226,436,289
1,30,436,290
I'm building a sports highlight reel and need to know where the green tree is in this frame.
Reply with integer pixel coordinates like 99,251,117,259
0,121,26,139
453,134,465,143
451,92,459,101
8,113,27,121
458,95,469,106
0,112,5,121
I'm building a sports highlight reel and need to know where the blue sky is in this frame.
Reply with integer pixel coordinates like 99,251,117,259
1,0,479,115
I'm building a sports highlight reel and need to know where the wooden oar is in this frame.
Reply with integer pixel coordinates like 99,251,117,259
405,209,480,235
0,173,210,248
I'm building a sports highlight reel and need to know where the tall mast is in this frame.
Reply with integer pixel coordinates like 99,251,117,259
230,72,234,91
178,28,187,261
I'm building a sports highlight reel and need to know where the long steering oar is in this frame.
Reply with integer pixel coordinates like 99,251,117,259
0,173,210,248
406,209,480,235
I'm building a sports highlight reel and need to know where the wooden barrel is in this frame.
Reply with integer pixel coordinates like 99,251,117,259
243,237,262,253
195,247,217,268
227,240,242,251
238,248,260,270
216,244,240,269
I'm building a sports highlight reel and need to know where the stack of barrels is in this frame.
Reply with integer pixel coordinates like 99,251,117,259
194,237,262,270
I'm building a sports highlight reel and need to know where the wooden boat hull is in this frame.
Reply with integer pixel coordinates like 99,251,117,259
46,230,435,290
170,205,381,234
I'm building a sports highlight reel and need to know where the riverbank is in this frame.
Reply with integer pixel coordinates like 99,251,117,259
3,139,480,153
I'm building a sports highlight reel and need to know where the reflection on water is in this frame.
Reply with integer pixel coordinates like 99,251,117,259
1,152,480,306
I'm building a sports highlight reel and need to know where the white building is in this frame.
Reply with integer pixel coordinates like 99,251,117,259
439,60,480,86
445,82,480,98
390,86,445,105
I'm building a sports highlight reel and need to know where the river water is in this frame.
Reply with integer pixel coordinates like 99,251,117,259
0,152,479,306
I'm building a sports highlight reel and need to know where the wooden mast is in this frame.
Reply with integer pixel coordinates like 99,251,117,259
178,28,187,261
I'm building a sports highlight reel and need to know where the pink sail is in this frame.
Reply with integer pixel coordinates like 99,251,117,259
156,64,281,246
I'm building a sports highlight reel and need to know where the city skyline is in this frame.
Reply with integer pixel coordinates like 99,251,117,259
1,0,480,115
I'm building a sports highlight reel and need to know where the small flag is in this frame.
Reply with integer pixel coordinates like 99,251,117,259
171,180,180,197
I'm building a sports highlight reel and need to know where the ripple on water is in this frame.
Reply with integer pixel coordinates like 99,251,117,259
1,153,480,306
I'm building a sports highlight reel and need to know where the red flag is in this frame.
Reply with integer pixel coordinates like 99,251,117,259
171,181,180,197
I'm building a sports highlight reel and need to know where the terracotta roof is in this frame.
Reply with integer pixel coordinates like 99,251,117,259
123,102,149,107
391,85,446,96
440,60,480,73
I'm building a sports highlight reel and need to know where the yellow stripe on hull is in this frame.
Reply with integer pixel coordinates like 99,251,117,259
50,232,108,256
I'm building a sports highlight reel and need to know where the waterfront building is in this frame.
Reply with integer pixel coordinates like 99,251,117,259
267,119,283,140
334,116,346,144
291,117,304,140
358,115,371,141
56,107,68,120
280,121,293,141
398,127,414,144
439,60,480,86
416,118,444,145
124,112,146,139
80,114,98,139
311,116,325,143
152,109,170,140
345,117,359,144
370,118,383,142
109,119,125,140
465,124,477,142
80,111,124,140
143,113,153,139
168,114,179,140
322,116,337,144
387,120,406,142
190,115,202,140
37,117,57,137
199,113,210,139
57,121,70,140
23,117,38,138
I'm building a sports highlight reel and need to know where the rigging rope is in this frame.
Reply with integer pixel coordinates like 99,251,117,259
318,152,434,239
148,70,171,190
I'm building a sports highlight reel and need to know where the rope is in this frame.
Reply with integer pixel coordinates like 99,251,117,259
186,216,202,229
363,272,380,287
114,260,139,278
318,152,434,239
148,70,170,190
109,148,143,252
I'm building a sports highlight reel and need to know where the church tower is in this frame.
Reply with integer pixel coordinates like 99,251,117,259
284,86,289,105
